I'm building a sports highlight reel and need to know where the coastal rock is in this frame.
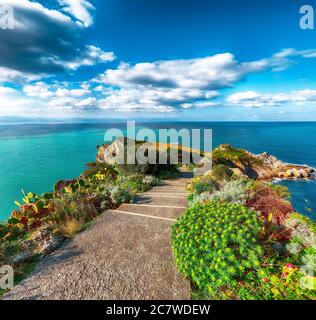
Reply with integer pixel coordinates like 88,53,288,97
11,251,34,264
97,137,125,164
279,168,312,179
256,152,285,169
11,226,63,263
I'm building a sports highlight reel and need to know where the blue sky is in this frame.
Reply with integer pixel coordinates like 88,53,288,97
0,0,316,120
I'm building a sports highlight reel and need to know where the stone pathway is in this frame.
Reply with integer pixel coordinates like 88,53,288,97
3,173,192,300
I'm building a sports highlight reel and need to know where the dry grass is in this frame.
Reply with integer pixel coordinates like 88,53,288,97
58,217,85,238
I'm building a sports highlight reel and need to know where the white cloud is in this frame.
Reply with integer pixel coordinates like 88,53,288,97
2,45,316,116
0,85,37,115
100,53,254,90
65,46,115,70
56,88,90,97
93,50,293,112
227,89,316,108
0,86,18,95
23,82,54,98
58,0,95,27
96,87,219,112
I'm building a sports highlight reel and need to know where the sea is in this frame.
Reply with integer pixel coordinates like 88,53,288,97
0,121,315,221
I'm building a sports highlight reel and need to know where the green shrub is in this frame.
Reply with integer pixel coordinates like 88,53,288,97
212,144,262,166
267,184,291,200
189,176,219,195
51,195,92,229
110,186,132,205
172,201,264,297
116,163,149,176
208,179,251,204
82,162,118,180
141,175,161,187
189,179,251,207
236,263,314,300
211,164,233,181
189,192,213,207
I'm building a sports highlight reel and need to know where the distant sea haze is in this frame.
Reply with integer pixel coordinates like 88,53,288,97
0,122,315,221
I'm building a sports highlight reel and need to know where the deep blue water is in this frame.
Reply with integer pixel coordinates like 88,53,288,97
0,122,315,221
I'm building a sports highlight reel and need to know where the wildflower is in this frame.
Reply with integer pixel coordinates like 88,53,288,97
282,272,288,278
286,263,294,269
262,278,269,283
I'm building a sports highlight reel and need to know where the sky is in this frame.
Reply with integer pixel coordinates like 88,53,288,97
0,0,316,121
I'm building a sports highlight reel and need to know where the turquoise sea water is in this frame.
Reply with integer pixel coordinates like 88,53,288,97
0,122,315,221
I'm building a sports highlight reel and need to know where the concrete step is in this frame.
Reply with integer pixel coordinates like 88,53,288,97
119,203,186,220
132,195,189,207
150,189,188,195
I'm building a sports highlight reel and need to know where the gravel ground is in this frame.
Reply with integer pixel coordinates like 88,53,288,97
2,175,192,300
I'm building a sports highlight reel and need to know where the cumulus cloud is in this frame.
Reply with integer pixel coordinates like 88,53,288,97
0,85,36,115
23,82,54,98
227,89,316,108
58,0,95,27
56,88,90,97
0,0,114,82
99,53,266,90
92,50,302,113
2,40,316,115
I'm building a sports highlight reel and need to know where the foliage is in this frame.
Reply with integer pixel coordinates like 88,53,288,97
172,201,264,296
82,162,118,180
236,263,315,300
212,144,262,167
284,213,316,278
186,175,220,194
116,174,160,194
50,193,98,233
210,164,233,181
189,179,251,207
110,186,133,205
172,200,316,300
3,162,159,254
116,163,149,176
267,183,291,200
8,190,54,231
141,175,161,187
207,179,251,205
246,183,293,225
58,217,86,238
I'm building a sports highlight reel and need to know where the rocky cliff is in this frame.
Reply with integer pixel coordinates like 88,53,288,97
97,140,315,181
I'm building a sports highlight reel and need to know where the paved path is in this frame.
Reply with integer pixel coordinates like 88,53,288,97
3,173,192,300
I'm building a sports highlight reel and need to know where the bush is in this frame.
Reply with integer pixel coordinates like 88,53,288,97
110,186,132,205
237,263,314,300
267,183,291,200
211,164,233,181
189,179,251,207
59,217,85,238
51,195,93,232
212,144,262,166
187,176,220,195
209,179,251,204
246,183,293,225
141,175,161,188
172,201,264,297
82,162,118,180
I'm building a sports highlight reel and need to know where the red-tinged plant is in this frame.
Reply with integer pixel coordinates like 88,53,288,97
246,184,293,225
246,183,294,242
